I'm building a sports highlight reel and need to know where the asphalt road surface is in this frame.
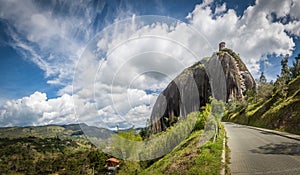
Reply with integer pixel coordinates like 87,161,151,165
224,122,300,175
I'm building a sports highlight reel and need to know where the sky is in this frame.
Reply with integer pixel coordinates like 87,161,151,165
0,0,300,128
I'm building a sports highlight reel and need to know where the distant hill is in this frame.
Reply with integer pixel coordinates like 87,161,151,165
0,123,111,174
0,123,84,139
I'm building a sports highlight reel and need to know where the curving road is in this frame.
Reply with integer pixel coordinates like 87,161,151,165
224,122,300,175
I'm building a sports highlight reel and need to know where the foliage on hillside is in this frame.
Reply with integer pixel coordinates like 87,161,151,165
223,75,300,134
0,124,111,174
117,100,225,175
139,126,225,175
109,108,207,162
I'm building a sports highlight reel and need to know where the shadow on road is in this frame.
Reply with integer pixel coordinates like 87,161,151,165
250,142,300,156
259,131,276,135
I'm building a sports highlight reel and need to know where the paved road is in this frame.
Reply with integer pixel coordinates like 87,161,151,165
224,122,300,175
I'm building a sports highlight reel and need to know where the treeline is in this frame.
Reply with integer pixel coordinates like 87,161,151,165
254,53,299,101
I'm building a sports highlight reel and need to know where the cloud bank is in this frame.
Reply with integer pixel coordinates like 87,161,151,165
1,0,300,127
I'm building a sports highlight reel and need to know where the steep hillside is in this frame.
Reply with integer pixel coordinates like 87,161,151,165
224,76,300,134
140,127,225,175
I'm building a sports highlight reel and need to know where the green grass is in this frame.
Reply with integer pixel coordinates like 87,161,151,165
115,101,225,175
224,76,300,135
139,125,225,175
224,132,231,175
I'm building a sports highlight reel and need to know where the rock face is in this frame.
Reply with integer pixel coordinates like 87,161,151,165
218,48,255,100
150,63,212,133
150,45,255,133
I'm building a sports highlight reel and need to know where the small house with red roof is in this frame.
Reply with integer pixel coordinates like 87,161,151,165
105,157,120,174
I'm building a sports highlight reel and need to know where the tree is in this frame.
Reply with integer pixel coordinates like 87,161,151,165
274,54,290,98
280,54,291,83
256,72,274,100
259,72,267,84
257,82,274,100
290,53,300,79
274,75,288,98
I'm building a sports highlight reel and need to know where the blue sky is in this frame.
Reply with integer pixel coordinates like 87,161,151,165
0,0,204,100
0,0,300,127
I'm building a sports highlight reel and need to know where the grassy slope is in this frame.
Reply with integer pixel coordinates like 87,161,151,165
224,76,300,134
139,126,225,175
116,102,226,175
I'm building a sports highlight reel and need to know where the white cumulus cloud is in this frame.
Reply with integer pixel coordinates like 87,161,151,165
187,0,298,78
1,0,300,127
0,92,75,126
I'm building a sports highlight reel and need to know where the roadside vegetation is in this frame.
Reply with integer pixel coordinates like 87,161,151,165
116,99,226,175
223,54,300,134
139,125,225,175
